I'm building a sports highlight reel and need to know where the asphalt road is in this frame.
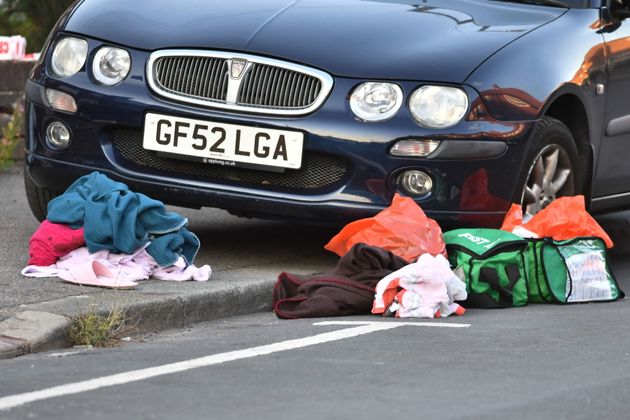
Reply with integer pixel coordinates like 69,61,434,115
2,304,630,420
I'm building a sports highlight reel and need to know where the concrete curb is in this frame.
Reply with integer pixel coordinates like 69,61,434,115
0,276,276,359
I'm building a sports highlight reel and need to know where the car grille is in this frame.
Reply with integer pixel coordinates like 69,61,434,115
148,50,334,116
154,56,229,103
110,128,349,192
238,63,322,109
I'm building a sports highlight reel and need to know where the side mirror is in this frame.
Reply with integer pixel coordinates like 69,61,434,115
607,0,630,20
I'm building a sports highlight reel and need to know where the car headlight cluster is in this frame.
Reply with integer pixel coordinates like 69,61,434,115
50,36,131,86
409,85,468,128
350,82,469,129
350,82,403,122
51,37,88,78
92,47,131,85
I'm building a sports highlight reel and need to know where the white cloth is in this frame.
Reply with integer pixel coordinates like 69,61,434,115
372,253,467,318
22,246,211,282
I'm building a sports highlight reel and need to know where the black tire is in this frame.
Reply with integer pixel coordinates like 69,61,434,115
516,116,583,221
24,166,60,222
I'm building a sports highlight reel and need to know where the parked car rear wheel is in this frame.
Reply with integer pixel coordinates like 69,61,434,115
518,116,582,222
24,167,60,222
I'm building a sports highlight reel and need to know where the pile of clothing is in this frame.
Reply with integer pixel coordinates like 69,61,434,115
22,172,211,289
273,194,620,320
273,194,468,320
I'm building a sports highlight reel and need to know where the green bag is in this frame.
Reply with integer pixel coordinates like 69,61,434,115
444,228,529,308
525,237,623,304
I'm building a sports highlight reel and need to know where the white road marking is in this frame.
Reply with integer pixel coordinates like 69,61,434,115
0,320,469,411
315,320,470,328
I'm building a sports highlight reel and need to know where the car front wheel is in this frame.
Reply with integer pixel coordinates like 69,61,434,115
518,116,582,222
24,166,60,222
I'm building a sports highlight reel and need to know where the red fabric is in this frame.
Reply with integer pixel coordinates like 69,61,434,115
371,278,401,315
28,220,85,266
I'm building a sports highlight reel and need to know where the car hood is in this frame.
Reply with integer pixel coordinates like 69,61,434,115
65,0,565,82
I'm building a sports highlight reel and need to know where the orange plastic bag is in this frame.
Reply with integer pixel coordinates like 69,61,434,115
500,196,613,248
325,194,446,262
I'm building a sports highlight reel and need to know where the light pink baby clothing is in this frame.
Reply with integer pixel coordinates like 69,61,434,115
372,253,466,318
22,246,211,282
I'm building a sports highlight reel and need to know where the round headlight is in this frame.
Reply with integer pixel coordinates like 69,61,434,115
51,37,88,78
409,85,469,129
350,82,403,122
92,46,131,86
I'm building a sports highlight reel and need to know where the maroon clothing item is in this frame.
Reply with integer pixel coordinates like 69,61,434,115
273,243,408,319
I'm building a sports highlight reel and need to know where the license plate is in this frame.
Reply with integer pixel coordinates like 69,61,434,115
143,113,304,170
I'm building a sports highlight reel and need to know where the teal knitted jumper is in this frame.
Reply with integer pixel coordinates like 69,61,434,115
47,172,200,267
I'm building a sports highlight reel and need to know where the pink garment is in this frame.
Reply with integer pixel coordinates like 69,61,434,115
28,220,85,266
372,253,467,318
58,260,139,289
21,246,211,282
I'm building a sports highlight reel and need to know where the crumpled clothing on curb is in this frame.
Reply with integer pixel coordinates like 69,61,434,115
273,243,408,319
21,246,211,282
372,253,467,318
46,171,200,267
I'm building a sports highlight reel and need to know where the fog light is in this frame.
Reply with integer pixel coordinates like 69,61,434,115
45,89,77,113
398,170,433,196
390,139,441,157
46,122,71,149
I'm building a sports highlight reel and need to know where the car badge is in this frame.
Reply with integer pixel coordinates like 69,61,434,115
230,59,247,79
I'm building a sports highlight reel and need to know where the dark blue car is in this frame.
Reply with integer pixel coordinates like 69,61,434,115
23,0,630,226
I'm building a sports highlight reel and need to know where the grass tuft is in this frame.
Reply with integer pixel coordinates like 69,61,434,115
66,308,129,347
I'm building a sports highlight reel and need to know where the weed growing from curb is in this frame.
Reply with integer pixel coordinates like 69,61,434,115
66,307,129,347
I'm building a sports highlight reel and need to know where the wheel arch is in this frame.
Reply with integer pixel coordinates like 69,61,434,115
541,92,594,207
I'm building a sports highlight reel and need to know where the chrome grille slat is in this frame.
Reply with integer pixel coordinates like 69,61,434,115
285,72,295,108
279,71,289,108
166,58,177,89
148,50,333,115
309,76,317,102
304,77,312,104
209,59,221,100
219,61,229,100
251,65,262,104
269,67,280,106
198,58,212,98
300,75,307,105
294,74,304,107
190,58,203,96
261,66,272,106
177,57,189,93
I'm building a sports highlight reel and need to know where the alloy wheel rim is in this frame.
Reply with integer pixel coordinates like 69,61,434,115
521,144,574,222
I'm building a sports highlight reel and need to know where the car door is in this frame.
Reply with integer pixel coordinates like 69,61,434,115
595,4,630,200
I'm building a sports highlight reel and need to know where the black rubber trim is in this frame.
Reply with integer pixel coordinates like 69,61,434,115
25,79,49,108
428,140,507,159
